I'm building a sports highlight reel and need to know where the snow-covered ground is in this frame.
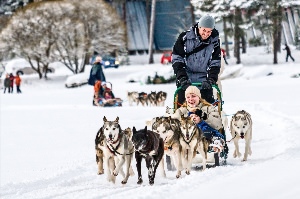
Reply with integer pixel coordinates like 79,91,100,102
1,47,300,199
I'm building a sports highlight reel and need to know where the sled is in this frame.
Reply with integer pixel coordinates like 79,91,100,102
94,82,123,107
173,83,228,167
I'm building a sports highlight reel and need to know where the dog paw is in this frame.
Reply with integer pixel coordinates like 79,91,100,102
121,180,127,184
237,152,242,157
137,177,143,184
97,170,104,175
149,179,154,185
233,153,237,158
186,170,190,175
113,171,118,176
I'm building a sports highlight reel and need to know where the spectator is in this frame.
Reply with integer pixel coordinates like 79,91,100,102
15,74,22,93
3,74,11,94
9,73,14,93
221,48,228,65
93,80,103,106
283,44,295,62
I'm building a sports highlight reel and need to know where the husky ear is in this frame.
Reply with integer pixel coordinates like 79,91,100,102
144,126,147,132
133,126,137,134
103,116,107,122
115,117,119,123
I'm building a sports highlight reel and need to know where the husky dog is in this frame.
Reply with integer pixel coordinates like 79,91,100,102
127,91,139,106
137,92,148,106
230,110,252,161
97,116,135,184
179,115,203,174
132,126,164,185
147,91,157,106
95,127,105,175
156,91,167,107
151,116,183,178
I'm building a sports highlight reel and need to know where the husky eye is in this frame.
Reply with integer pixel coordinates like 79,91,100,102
113,128,116,130
243,126,245,128
237,126,240,129
105,128,109,130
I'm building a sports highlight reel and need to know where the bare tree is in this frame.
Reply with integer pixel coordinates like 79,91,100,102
0,0,126,78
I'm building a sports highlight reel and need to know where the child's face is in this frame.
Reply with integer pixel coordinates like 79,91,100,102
186,93,200,107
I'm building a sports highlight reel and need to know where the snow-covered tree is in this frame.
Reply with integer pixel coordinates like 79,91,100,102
0,0,126,78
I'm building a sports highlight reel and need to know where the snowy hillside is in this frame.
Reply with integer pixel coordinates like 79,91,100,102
1,47,300,199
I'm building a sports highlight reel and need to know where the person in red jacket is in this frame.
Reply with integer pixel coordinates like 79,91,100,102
221,48,228,65
15,74,22,93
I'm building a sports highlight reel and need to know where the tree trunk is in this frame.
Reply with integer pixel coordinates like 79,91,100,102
241,35,246,53
234,7,242,64
148,0,156,64
223,17,230,58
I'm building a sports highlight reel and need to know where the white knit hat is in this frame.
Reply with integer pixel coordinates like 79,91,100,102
198,15,215,29
185,86,201,99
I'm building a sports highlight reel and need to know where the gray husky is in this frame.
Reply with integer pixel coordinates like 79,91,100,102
179,115,208,174
96,116,134,184
230,110,253,161
151,116,183,178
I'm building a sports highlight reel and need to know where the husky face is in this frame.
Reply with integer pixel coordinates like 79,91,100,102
132,126,149,151
231,114,250,139
179,115,196,141
148,91,157,103
152,117,174,144
102,116,121,143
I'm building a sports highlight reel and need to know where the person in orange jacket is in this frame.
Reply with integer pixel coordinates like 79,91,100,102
93,80,104,106
15,74,22,93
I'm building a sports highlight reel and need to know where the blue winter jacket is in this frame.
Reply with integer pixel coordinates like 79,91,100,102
197,120,224,140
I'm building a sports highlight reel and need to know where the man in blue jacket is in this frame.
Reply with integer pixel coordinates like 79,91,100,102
172,15,221,105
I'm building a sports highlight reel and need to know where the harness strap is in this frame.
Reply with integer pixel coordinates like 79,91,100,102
186,44,209,58
226,132,237,143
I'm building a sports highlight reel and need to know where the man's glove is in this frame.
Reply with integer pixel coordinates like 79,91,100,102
201,78,215,90
176,76,191,91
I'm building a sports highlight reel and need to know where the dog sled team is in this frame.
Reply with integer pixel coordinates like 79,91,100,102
127,91,167,107
94,85,253,185
93,81,123,107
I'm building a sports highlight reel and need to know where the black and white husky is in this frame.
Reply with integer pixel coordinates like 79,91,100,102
230,110,252,161
132,126,164,185
96,116,135,184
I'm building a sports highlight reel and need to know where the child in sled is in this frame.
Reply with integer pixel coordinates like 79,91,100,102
170,86,224,151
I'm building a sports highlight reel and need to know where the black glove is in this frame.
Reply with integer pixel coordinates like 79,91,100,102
176,76,191,91
195,109,208,120
200,89,215,104
201,78,215,90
